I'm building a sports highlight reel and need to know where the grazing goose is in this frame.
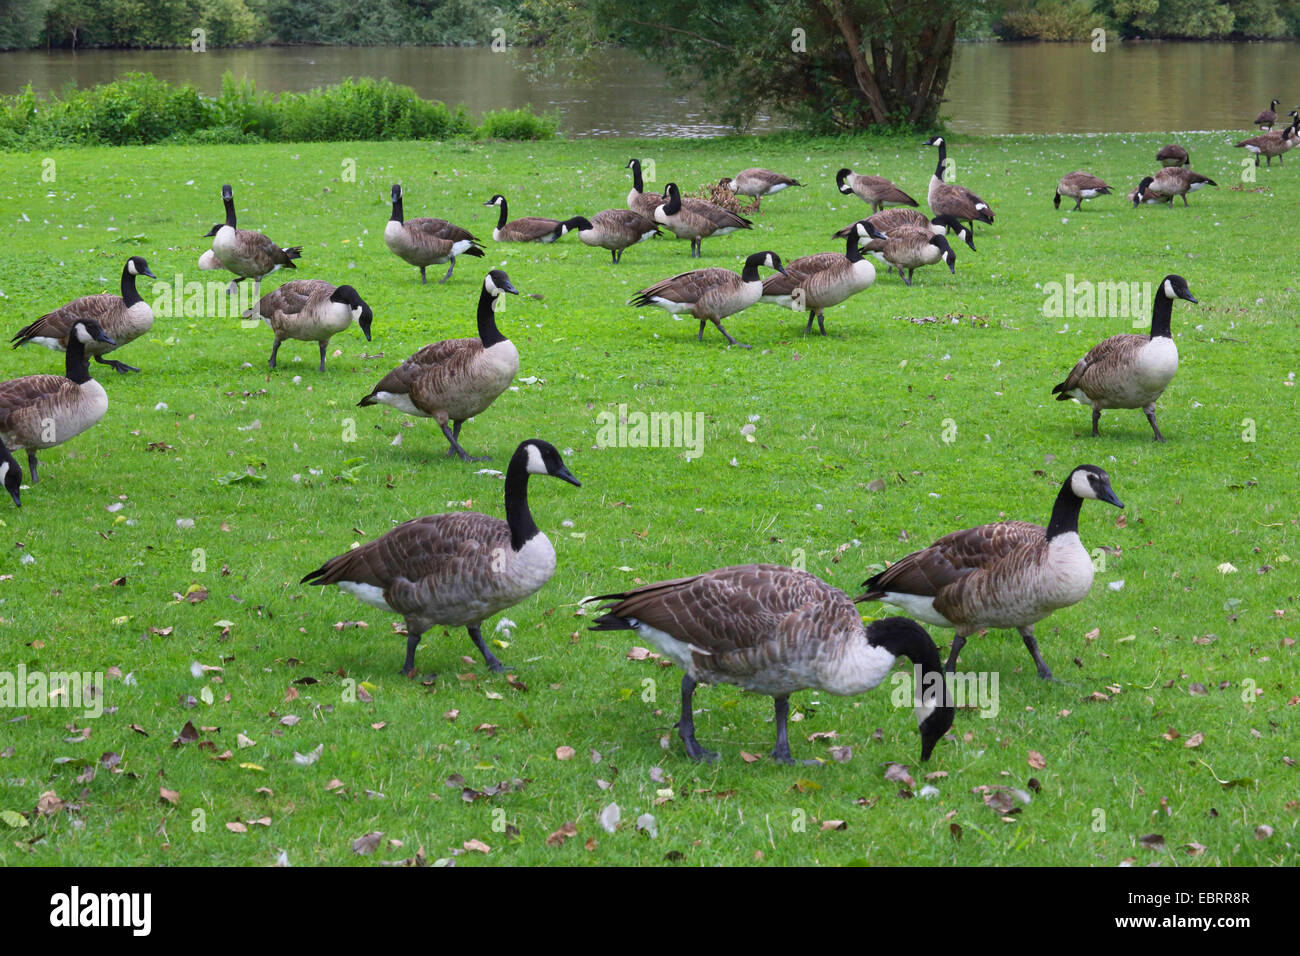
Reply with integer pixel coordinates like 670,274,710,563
1156,144,1189,167
0,438,20,507
720,168,803,209
759,221,885,335
836,169,919,213
302,439,580,674
11,256,156,374
1132,168,1218,207
871,228,957,286
483,194,571,243
834,211,976,252
654,182,752,258
586,565,954,764
358,270,518,461
629,251,786,348
256,280,373,371
1254,98,1280,130
857,465,1124,680
549,210,660,263
922,136,995,230
625,158,665,219
1054,171,1112,211
0,319,114,484
384,184,484,284
204,184,301,302
1234,119,1298,167
1052,274,1196,442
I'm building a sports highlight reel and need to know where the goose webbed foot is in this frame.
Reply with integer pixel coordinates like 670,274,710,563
441,422,488,462
469,624,509,673
1019,626,1054,681
678,675,718,762
95,356,140,374
438,260,456,284
715,323,750,349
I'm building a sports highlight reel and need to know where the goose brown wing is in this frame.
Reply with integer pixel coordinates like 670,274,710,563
259,280,331,319
505,217,563,241
407,341,488,411
1054,333,1145,396
633,268,736,305
682,198,752,230
861,521,1044,599
762,253,841,296
408,217,477,243
364,338,477,398
12,294,123,347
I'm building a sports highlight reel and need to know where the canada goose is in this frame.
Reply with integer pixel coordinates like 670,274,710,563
1234,119,1298,167
0,319,114,484
1156,144,1189,167
549,210,660,263
482,194,571,243
11,256,156,374
256,280,373,371
1052,274,1196,442
654,182,752,257
1132,168,1218,207
1054,172,1112,211
302,439,580,674
834,211,976,252
857,465,1124,680
759,221,885,335
629,251,786,348
625,158,665,219
871,229,957,286
0,438,20,507
720,168,803,209
204,184,302,302
586,565,953,763
835,169,919,213
1255,98,1280,130
922,136,995,230
358,270,518,461
384,184,484,284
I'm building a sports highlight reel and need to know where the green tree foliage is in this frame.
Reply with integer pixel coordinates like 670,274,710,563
521,0,979,132
0,0,51,49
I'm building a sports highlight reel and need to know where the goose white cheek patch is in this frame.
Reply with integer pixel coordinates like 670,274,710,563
524,443,546,475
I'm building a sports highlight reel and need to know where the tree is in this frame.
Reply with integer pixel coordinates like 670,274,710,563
0,0,51,49
520,0,980,131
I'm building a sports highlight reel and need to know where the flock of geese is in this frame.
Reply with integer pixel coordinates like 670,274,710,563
1,102,1273,766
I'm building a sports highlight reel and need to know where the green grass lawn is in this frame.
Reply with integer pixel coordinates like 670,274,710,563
0,131,1295,866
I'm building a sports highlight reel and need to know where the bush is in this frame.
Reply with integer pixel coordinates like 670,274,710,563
474,107,561,141
0,72,558,150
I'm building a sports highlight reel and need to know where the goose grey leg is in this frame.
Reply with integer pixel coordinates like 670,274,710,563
440,421,488,462
1145,404,1165,442
468,623,507,672
268,338,281,369
697,320,707,342
1181,194,1189,207
770,696,820,766
804,312,816,334
95,354,139,373
1091,407,1102,437
401,628,422,675
678,674,717,762
419,265,428,284
713,320,751,349
1019,625,1054,680
25,450,38,484
318,340,328,372
944,630,969,672
611,250,620,264
439,259,455,284
443,420,466,457
1073,198,1083,212
903,270,914,286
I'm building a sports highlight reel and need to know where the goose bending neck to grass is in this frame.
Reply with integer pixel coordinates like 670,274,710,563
0,319,114,484
1052,274,1196,441
857,465,1123,681
256,280,373,371
11,256,156,374
358,270,518,461
302,440,580,675
586,565,954,764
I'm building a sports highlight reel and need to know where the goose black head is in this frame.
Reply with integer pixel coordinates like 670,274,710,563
331,285,373,341
126,255,155,280
221,184,233,202
1053,189,1062,209
390,183,403,203
484,269,519,297
1160,274,1196,304
931,234,956,273
483,194,506,207
835,168,854,194
625,158,639,170
519,439,581,487
718,177,734,189
865,617,955,761
746,251,786,275
924,135,945,147
561,215,592,235
1133,176,1155,206
0,445,20,508
71,320,115,348
664,182,680,198
1068,465,1123,509
853,219,888,242
930,214,975,250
